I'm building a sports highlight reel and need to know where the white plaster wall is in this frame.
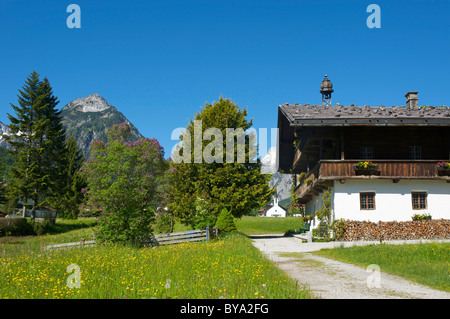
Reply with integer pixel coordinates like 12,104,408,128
266,206,286,217
332,179,450,222
304,189,334,227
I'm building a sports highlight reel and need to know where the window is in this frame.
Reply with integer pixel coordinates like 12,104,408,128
412,192,427,210
360,147,373,160
360,192,375,210
408,146,422,160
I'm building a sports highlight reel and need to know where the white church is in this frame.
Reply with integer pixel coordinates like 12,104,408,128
265,196,286,217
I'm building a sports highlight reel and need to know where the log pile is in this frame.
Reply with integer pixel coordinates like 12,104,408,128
336,219,450,241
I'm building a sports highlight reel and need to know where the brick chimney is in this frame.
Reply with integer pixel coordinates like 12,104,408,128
405,91,418,109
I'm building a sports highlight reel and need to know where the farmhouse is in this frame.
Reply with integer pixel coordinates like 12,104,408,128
277,75,450,223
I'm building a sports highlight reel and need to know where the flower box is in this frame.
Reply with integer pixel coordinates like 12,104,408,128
354,161,380,176
412,213,432,221
354,165,379,176
437,162,450,176
437,167,450,176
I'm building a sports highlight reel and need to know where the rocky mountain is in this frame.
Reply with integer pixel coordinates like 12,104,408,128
260,146,278,175
61,93,144,157
261,146,293,200
269,171,293,200
0,121,12,149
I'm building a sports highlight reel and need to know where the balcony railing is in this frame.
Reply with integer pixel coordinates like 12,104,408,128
294,160,450,203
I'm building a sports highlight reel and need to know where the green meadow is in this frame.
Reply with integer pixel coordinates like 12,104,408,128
235,216,304,235
2,217,448,299
0,218,312,299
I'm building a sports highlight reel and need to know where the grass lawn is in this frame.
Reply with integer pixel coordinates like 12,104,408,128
0,218,98,257
313,242,450,292
235,216,304,235
0,219,313,299
172,216,305,236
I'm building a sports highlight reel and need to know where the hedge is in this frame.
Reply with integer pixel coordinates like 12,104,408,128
0,217,53,237
0,218,34,236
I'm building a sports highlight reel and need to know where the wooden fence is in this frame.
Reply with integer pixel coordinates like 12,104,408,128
43,227,217,250
149,229,208,246
44,239,95,250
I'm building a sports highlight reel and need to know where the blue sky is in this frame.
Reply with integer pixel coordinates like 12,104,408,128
0,0,449,158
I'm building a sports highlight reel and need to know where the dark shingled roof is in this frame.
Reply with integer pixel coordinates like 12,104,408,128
279,104,450,126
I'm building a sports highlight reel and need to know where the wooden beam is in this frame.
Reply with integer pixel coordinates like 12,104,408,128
319,137,323,159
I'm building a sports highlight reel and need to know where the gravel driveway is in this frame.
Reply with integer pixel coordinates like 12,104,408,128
250,235,450,299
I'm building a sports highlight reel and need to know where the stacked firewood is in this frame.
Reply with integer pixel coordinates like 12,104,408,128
335,219,450,241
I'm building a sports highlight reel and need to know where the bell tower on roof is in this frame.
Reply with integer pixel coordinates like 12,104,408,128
320,74,334,107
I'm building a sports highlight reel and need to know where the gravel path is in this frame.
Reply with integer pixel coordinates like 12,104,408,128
250,235,450,299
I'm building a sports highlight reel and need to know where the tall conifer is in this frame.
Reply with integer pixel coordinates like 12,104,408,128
3,71,68,218
54,135,86,219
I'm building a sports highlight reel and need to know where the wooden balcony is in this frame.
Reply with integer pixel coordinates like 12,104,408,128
294,160,450,203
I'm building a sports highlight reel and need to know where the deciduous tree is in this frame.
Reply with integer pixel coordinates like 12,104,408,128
168,97,274,228
82,123,167,246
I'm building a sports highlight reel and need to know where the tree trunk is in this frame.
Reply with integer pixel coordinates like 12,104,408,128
31,196,36,219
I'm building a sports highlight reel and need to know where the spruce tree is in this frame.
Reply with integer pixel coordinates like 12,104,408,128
3,71,67,218
40,77,67,179
52,135,86,219
0,160,6,208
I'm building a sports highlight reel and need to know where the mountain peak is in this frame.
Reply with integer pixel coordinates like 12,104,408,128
61,94,144,158
261,146,292,200
0,121,12,149
64,93,111,113
261,146,278,174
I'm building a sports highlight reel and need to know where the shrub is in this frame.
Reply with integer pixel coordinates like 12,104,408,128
215,208,237,233
0,218,34,236
312,221,330,242
28,218,52,236
190,198,217,230
332,218,345,240
154,209,173,234
314,191,332,241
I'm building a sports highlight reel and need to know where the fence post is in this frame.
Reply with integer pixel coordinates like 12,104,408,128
213,226,218,237
307,230,312,243
80,238,85,247
206,226,210,241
